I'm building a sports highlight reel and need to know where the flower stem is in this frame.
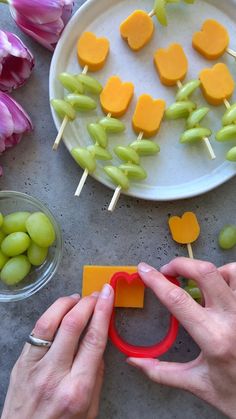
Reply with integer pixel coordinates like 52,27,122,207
0,0,9,4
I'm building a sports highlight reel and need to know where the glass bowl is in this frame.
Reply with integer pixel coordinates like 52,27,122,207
0,191,63,302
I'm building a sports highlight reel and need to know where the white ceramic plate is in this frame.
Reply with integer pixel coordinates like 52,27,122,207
50,0,236,201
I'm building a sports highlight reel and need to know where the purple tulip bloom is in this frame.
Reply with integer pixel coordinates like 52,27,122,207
0,30,34,92
0,92,33,175
4,0,74,51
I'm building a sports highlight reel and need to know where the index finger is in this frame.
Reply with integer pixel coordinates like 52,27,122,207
160,258,234,309
138,262,209,347
72,284,114,382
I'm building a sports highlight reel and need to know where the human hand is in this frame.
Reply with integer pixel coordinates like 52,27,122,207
127,259,236,419
1,284,114,419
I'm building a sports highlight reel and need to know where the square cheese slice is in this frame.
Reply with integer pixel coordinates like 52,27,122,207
82,266,144,308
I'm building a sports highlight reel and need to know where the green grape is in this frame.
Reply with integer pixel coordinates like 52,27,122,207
188,279,197,288
2,211,30,234
27,242,48,266
87,145,112,160
183,0,195,3
216,125,236,142
87,123,108,148
99,117,125,133
104,166,129,190
180,127,212,144
51,99,76,120
218,225,236,250
1,232,31,257
165,101,196,120
185,286,201,300
154,0,167,26
176,80,200,101
0,231,6,245
226,146,236,162
186,107,209,129
58,73,84,94
114,146,140,164
26,213,56,248
0,213,3,228
130,140,160,156
65,94,96,112
222,103,236,126
0,250,9,270
77,74,102,94
0,255,31,286
71,147,96,173
119,163,147,180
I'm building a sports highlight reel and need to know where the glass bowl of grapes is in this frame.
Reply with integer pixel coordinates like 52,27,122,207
0,191,63,302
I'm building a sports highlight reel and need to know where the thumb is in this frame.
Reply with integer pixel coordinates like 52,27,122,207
127,356,204,392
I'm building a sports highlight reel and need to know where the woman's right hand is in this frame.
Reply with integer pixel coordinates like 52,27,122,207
128,259,236,419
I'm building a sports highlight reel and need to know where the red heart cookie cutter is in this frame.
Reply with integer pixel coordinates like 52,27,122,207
109,271,180,358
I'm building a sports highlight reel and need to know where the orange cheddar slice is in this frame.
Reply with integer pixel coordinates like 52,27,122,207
192,19,229,60
77,31,110,72
120,10,154,51
199,63,235,106
154,43,188,86
100,76,134,117
169,212,200,245
82,266,145,308
132,94,166,138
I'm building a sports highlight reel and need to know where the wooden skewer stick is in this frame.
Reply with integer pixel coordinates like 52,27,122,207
187,243,194,259
74,169,89,197
226,48,236,59
52,115,69,151
224,98,231,109
148,9,155,17
176,80,216,160
52,65,89,151
75,111,112,198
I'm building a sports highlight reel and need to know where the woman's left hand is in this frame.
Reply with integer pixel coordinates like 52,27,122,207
2,283,114,419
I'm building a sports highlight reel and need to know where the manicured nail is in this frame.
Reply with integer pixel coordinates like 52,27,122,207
138,262,153,273
160,264,169,273
101,284,112,299
70,293,80,299
92,292,100,298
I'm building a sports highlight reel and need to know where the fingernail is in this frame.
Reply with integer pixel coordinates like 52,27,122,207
92,292,100,298
101,284,112,299
160,264,169,273
138,262,153,273
70,293,80,300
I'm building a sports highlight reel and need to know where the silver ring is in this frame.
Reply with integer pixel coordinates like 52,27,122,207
27,333,53,348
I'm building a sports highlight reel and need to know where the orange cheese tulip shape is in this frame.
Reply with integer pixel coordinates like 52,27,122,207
77,31,110,72
120,10,154,51
199,63,235,106
154,43,188,86
132,94,166,138
192,19,229,60
169,212,200,245
100,76,134,117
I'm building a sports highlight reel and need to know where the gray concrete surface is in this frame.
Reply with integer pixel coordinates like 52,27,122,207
0,1,235,418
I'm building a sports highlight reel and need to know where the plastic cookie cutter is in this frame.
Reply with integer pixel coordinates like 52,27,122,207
109,271,180,358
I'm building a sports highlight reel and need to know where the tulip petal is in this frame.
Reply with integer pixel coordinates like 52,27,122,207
10,0,72,25
0,92,33,134
0,101,14,144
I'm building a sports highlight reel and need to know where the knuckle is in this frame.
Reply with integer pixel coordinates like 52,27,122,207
61,314,82,334
35,317,54,337
60,386,90,415
83,326,105,352
166,287,190,307
197,262,217,278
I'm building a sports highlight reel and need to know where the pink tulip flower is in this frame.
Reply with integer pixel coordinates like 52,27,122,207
1,0,74,51
0,30,34,92
0,92,33,175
